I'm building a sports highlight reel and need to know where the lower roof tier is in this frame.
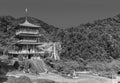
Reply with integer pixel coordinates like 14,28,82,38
16,34,42,37
16,31,40,35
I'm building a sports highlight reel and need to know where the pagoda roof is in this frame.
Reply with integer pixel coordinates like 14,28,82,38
19,20,40,27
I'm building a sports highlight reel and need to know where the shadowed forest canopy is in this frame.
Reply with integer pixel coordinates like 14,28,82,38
1,14,120,65
61,14,120,62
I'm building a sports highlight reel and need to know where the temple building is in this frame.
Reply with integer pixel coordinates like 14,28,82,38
7,18,61,60
6,9,61,74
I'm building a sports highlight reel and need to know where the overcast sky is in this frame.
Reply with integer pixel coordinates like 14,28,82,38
0,0,120,28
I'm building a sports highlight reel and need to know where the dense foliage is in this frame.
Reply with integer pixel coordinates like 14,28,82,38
61,14,120,62
51,14,120,75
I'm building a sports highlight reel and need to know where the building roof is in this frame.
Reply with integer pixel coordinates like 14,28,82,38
19,19,40,27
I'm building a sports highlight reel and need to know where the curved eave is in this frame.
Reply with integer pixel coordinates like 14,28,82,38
19,20,40,27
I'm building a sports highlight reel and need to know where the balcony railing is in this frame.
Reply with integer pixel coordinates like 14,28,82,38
16,30,39,35
8,50,45,54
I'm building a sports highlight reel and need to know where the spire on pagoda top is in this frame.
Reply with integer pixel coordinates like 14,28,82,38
19,8,40,27
25,8,28,20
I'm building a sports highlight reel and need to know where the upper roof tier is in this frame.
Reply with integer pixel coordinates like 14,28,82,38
19,19,40,27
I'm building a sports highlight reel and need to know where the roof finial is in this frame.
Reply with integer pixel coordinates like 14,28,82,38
25,8,28,21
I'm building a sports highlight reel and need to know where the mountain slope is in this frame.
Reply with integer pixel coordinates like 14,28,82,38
61,14,120,62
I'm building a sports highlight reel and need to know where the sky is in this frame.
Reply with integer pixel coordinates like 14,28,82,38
0,0,120,28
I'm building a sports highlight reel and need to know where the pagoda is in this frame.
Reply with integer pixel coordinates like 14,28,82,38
7,8,61,60
3,8,62,74
8,15,45,60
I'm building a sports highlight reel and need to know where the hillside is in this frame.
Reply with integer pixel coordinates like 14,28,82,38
1,14,120,78
58,14,120,77
61,14,120,61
